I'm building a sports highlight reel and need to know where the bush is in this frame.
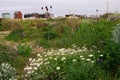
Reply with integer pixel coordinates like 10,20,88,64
36,21,48,29
1,19,23,31
27,47,111,80
0,44,28,76
43,32,58,40
1,19,11,31
0,62,17,80
29,20,48,28
112,23,120,43
0,18,3,25
0,44,17,64
17,43,32,57
64,18,81,33
6,26,40,42
98,42,120,79
36,19,118,48
5,28,25,42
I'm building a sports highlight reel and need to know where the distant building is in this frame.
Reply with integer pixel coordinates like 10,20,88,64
65,14,76,18
2,13,11,18
100,13,120,20
89,15,96,19
24,13,43,19
14,11,22,19
65,14,86,19
24,12,54,19
44,12,54,18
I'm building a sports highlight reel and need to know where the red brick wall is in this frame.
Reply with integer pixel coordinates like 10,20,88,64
14,12,22,19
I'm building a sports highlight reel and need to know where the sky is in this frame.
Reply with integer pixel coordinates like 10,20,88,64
0,0,120,18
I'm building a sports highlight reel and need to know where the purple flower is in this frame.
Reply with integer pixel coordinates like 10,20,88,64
97,58,103,62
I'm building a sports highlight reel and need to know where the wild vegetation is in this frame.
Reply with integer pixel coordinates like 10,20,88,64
0,18,120,80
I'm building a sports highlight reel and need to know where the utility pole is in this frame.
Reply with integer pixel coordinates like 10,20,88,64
106,2,109,18
96,9,98,20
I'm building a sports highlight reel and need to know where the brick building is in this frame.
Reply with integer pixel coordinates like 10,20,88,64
14,11,22,19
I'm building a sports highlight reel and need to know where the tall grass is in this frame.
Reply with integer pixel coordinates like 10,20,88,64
37,19,118,48
4,19,119,48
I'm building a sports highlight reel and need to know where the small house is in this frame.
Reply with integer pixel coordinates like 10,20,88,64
14,11,22,19
2,13,11,18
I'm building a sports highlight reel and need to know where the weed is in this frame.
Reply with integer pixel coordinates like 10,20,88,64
112,23,120,43
0,63,17,80
17,43,32,57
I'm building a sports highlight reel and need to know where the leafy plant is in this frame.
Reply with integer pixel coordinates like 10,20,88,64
1,19,11,31
0,62,17,80
1,19,23,31
0,44,27,75
112,23,120,43
28,46,111,80
0,44,17,64
5,28,25,42
17,43,32,57
98,42,120,79
43,32,58,40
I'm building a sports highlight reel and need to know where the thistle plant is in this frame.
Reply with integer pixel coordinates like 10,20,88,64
112,23,120,43
0,62,17,80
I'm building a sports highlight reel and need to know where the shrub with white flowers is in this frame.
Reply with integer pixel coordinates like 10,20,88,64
0,62,17,80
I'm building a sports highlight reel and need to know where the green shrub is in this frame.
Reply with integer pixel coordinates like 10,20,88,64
23,26,39,40
17,43,32,57
0,26,5,31
5,28,25,42
0,43,16,53
0,44,17,63
64,18,81,33
36,19,118,48
43,32,58,40
0,18,3,25
88,65,110,80
98,42,120,79
1,19,23,31
0,44,28,76
1,19,11,31
6,26,40,42
28,47,110,80
112,23,120,43
28,20,48,28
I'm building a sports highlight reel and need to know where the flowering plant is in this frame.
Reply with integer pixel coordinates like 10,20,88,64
0,62,17,80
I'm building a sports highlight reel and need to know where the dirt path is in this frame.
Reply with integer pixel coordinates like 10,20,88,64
0,31,18,49
0,31,44,54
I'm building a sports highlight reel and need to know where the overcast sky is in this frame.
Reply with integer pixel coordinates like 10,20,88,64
0,0,120,17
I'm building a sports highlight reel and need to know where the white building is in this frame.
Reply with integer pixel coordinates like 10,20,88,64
2,13,11,18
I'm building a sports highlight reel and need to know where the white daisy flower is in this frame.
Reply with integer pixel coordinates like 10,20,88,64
88,54,93,57
56,67,60,70
100,54,103,57
72,59,77,62
86,59,91,61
